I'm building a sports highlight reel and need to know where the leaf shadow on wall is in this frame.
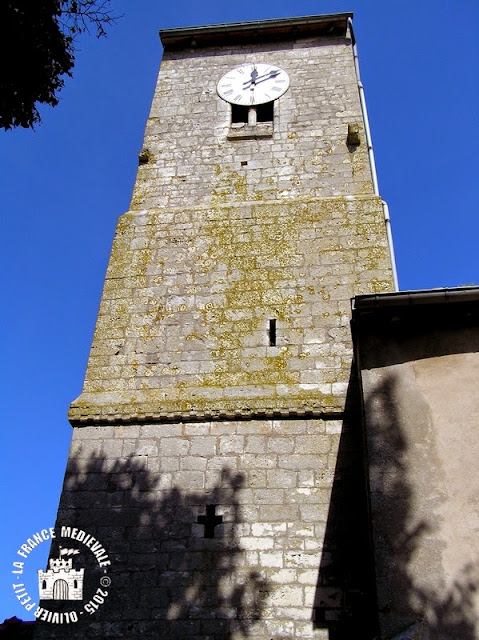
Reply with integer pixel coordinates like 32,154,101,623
34,459,269,640
363,373,479,640
313,363,479,640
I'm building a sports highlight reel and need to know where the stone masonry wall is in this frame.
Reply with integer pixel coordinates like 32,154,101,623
69,30,393,424
132,36,374,211
70,196,393,423
34,412,375,640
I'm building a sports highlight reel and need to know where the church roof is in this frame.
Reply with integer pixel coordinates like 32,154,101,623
354,286,479,312
352,286,479,336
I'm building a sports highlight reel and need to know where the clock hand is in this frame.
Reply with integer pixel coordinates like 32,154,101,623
242,69,280,88
253,73,282,86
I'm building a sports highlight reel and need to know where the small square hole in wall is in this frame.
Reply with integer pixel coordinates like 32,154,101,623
241,161,248,167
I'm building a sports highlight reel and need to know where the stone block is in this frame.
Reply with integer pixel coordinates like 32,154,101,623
180,456,208,471
252,489,285,504
267,438,295,454
136,440,159,456
294,435,332,454
279,455,325,470
161,438,190,456
266,469,297,488
259,551,284,568
189,436,216,456
218,435,244,454
269,584,304,607
244,435,267,453
299,503,330,522
174,471,205,490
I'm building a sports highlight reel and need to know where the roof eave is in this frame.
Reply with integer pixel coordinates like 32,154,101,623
159,13,353,50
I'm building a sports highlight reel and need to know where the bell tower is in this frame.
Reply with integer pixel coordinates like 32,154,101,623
43,13,394,640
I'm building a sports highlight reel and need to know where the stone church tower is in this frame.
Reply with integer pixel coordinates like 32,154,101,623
39,13,395,640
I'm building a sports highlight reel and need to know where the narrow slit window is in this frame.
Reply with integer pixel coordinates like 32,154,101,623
269,319,277,346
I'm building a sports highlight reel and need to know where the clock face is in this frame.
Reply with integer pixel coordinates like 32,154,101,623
217,63,290,106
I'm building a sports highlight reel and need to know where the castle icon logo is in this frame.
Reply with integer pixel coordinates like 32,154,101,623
38,548,84,601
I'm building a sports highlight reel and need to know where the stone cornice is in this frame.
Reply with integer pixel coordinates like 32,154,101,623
68,403,344,427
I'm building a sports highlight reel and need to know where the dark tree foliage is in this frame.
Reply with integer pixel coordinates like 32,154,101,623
0,1,117,130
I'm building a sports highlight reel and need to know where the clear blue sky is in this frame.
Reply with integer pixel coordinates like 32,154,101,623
1,0,478,620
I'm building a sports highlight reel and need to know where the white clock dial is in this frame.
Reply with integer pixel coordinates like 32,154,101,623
217,63,290,106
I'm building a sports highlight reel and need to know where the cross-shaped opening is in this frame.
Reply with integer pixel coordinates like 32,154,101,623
197,504,223,539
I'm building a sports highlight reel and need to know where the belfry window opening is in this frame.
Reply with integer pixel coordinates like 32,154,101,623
231,102,274,125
